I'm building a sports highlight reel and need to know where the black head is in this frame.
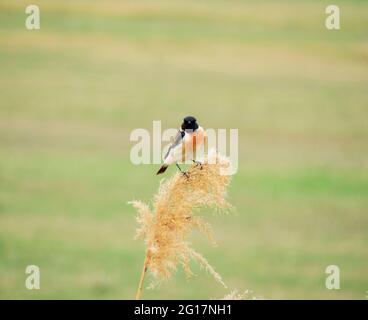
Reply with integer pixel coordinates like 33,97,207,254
181,116,199,131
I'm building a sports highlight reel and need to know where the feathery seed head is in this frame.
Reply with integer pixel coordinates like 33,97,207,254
130,151,232,288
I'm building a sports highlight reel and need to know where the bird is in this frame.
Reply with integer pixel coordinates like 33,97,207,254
156,116,206,176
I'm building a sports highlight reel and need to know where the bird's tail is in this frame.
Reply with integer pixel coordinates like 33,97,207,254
156,164,168,175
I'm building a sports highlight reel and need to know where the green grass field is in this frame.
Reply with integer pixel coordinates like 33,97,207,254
0,0,367,299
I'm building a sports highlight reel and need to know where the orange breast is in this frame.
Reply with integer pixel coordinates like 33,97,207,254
194,128,205,146
183,128,205,158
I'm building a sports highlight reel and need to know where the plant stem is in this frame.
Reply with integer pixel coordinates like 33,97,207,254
135,252,149,300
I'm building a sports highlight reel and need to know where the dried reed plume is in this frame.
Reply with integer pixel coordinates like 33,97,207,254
130,150,232,299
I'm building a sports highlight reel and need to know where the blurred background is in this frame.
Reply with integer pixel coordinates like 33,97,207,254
0,0,367,299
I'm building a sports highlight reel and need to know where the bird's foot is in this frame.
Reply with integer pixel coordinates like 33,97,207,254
192,160,203,170
182,171,190,179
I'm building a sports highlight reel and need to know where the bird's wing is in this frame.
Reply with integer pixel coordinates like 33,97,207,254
164,130,185,159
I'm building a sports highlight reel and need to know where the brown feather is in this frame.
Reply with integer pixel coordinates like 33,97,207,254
156,164,168,175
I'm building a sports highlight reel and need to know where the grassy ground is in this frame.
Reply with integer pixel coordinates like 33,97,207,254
0,0,367,299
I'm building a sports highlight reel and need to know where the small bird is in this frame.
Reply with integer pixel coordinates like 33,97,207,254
157,116,206,176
